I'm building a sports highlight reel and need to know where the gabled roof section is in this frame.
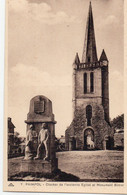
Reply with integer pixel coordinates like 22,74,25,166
99,49,108,61
8,117,15,129
82,2,98,63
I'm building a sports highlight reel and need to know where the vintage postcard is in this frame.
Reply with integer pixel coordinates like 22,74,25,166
3,0,127,193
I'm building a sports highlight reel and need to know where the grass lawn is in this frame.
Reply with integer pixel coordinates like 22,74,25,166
8,150,123,181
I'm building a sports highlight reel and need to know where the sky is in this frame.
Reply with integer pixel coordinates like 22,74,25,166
8,0,124,137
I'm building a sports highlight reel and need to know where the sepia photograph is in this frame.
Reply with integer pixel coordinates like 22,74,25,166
4,0,126,193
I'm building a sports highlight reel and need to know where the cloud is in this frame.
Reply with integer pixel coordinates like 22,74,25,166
9,0,77,25
96,14,118,30
11,63,71,87
105,15,118,25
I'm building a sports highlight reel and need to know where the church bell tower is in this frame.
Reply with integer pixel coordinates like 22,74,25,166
73,2,109,123
66,2,113,151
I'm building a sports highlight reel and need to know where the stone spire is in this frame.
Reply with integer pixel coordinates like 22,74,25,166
99,49,108,61
82,2,98,63
74,52,80,65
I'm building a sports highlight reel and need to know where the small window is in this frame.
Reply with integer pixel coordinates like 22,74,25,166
90,72,94,92
88,57,90,62
84,73,87,94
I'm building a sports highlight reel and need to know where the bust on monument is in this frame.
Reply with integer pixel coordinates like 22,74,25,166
34,123,49,160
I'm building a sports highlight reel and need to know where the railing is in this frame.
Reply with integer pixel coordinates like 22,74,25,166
77,62,101,69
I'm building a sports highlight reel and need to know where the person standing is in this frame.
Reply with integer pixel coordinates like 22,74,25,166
34,123,49,160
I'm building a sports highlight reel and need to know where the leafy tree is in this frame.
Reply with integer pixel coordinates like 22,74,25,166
14,131,22,146
111,114,124,130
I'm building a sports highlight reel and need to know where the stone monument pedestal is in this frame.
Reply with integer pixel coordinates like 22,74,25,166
22,95,58,176
21,158,58,174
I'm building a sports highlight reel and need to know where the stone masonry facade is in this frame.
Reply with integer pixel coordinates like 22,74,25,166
65,2,113,150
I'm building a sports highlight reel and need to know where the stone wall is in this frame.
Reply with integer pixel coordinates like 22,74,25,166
75,68,102,99
101,66,109,123
65,103,113,150
66,60,111,150
65,122,74,151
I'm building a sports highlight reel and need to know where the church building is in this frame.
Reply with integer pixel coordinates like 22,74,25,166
65,2,113,150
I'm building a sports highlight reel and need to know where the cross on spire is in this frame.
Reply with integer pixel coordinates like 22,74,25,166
82,2,98,63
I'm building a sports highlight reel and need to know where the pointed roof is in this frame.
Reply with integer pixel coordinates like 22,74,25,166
99,49,108,61
82,2,98,63
73,52,80,65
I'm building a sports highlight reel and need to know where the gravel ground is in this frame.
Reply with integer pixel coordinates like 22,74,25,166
57,150,123,181
8,150,123,181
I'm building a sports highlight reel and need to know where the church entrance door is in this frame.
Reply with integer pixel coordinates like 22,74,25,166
84,128,94,150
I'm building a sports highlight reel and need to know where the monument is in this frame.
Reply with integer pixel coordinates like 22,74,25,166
21,95,58,174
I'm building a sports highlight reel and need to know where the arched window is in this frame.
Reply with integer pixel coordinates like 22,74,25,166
84,73,87,94
90,72,94,92
86,105,92,126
